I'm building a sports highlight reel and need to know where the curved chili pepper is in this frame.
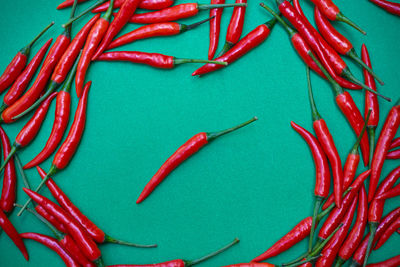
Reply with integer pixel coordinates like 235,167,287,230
310,0,365,33
126,3,247,24
390,137,400,149
23,51,80,169
217,0,247,57
0,127,17,213
0,209,28,260
369,0,400,16
57,0,89,9
92,0,142,61
97,51,227,69
386,149,400,159
336,186,368,266
376,182,400,200
17,82,91,216
374,217,400,250
108,17,214,50
209,0,225,60
0,22,54,93
314,7,383,85
367,255,400,267
192,18,277,76
369,100,400,201
35,205,68,233
0,93,57,174
0,39,52,113
136,117,257,204
93,0,175,12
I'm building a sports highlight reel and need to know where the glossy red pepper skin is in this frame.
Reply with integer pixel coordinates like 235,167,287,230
35,205,68,234
367,255,400,267
0,209,29,260
369,101,400,202
386,149,400,159
98,51,176,69
109,260,186,267
0,52,27,93
390,137,400,149
369,0,400,16
128,3,200,23
252,217,312,262
223,264,275,267
2,39,52,109
310,0,339,20
20,232,79,267
57,0,89,9
374,217,400,250
209,0,225,59
376,183,400,200
92,0,142,60
23,188,102,262
60,234,96,267
93,0,174,12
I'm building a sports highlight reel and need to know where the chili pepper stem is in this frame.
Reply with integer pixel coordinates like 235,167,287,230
174,58,228,66
282,251,308,266
94,257,105,267
104,234,157,248
310,224,343,257
285,255,321,267
260,3,296,36
348,49,384,85
184,238,239,266
206,117,257,141
334,257,345,267
308,197,323,253
15,154,30,189
363,222,378,267
22,22,55,55
198,3,247,11
62,0,107,28
17,165,58,216
0,104,7,113
336,12,366,35
306,67,321,121
0,145,18,173
368,127,376,167
181,16,216,32
216,42,234,58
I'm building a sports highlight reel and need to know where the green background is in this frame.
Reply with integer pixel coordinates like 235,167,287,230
0,0,399,266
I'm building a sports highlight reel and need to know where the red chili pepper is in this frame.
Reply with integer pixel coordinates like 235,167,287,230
108,17,214,50
374,217,400,250
62,0,109,27
20,232,80,267
369,100,400,201
126,3,247,24
0,127,17,213
310,0,365,33
0,210,29,260
386,149,400,159
336,186,368,266
97,51,227,69
390,137,400,149
192,18,277,76
367,255,400,267
314,7,384,85
0,22,54,93
369,0,400,16
209,0,225,60
376,183,400,200
92,0,142,61
0,39,52,113
93,0,174,12
57,0,89,9
17,82,91,216
35,205,68,234
223,264,276,267
136,117,257,204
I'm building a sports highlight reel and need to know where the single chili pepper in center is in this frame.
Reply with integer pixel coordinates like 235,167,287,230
136,117,257,204
209,0,225,60
369,0,400,16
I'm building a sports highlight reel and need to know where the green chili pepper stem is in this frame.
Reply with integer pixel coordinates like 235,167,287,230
334,257,345,267
15,154,30,189
62,0,107,28
70,0,79,19
347,49,383,85
61,51,82,93
21,22,55,55
63,0,79,39
17,165,58,217
350,109,371,155
260,3,296,37
309,224,343,258
265,17,278,29
306,67,322,122
349,260,361,267
184,238,239,266
0,145,19,174
309,196,323,253
368,127,376,167
173,58,227,66
363,222,378,267
285,255,321,267
181,16,215,33
104,234,157,248
0,104,7,114
215,42,234,59
94,257,105,267
198,3,247,11
336,12,366,35
282,252,308,266
316,187,352,221
206,117,258,142
103,0,115,21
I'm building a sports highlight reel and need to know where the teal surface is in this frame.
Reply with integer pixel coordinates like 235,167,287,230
0,0,399,266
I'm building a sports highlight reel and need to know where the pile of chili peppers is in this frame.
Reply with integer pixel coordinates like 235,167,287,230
0,0,398,266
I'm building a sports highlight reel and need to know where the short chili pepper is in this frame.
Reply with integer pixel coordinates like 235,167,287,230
367,255,400,267
209,0,225,60
92,0,143,60
386,149,400,159
93,0,175,12
374,217,400,250
126,3,247,24
335,186,368,266
314,7,384,85
0,22,54,93
390,137,400,149
0,39,53,113
369,0,400,16
62,0,108,27
216,0,247,57
0,127,17,213
0,210,29,260
108,238,239,267
136,117,257,204
108,16,214,50
310,0,365,34
376,182,400,200
0,92,57,173
97,51,227,69
192,18,277,76
369,99,400,201
17,82,91,216
57,0,89,9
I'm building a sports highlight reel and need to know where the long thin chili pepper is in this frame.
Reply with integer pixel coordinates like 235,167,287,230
216,0,247,57
108,16,214,50
314,7,384,85
0,39,53,113
93,0,175,12
0,209,29,260
17,82,91,216
35,205,68,233
310,0,365,33
62,0,108,27
374,217,400,250
23,52,80,169
136,117,257,204
0,93,57,173
209,0,225,60
376,183,400,200
335,186,368,266
367,255,400,267
369,0,400,16
0,22,54,93
97,51,227,69
57,0,89,9
386,149,400,159
126,3,247,24
192,18,277,76
390,137,400,149
0,127,17,213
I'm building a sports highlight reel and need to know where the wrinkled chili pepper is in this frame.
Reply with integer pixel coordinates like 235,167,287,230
108,17,214,50
209,0,225,60
369,0,400,16
126,3,247,24
374,217,400,250
0,22,54,93
367,255,400,267
137,117,257,203
93,0,175,12
18,82,91,216
57,0,89,9
386,149,400,159
192,18,277,76
0,127,17,213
